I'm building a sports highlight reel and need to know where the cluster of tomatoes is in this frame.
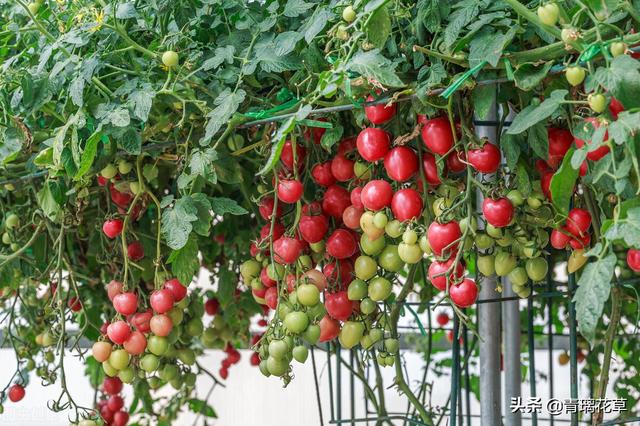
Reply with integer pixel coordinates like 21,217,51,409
95,376,129,426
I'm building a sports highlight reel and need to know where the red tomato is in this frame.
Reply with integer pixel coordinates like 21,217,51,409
357,128,390,162
113,411,129,426
384,146,418,182
446,151,466,173
360,180,393,211
127,241,144,261
264,287,278,310
250,352,261,366
365,94,397,124
273,236,302,264
421,117,454,155
260,267,277,288
323,259,354,287
150,289,175,314
337,137,357,156
277,179,304,204
324,291,353,321
8,384,25,402
319,315,341,342
67,296,82,312
331,155,355,181
205,298,220,315
113,292,138,315
547,128,573,169
574,118,610,161
467,143,501,174
110,184,133,208
541,171,554,200
569,233,591,250
107,395,124,412
107,320,131,345
322,185,351,218
102,219,124,239
299,214,329,243
609,97,624,120
258,197,283,220
327,229,358,259
259,222,285,244
579,160,588,176
312,162,337,187
103,377,123,395
391,189,423,222
164,278,187,302
123,330,147,355
428,258,465,291
565,208,591,237
130,310,152,333
627,249,640,272
428,221,461,257
535,159,553,174
482,198,514,228
449,278,478,308
436,312,450,327
422,152,443,185
305,119,327,144
350,187,364,209
281,140,306,171
550,228,571,249
343,206,363,230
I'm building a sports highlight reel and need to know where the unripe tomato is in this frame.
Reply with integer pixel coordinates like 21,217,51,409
537,3,559,26
467,143,500,174
385,219,403,238
342,5,356,22
494,252,517,276
292,345,309,363
147,335,169,356
101,164,118,179
477,254,495,276
365,95,397,124
347,279,368,300
92,341,112,363
360,211,385,240
360,233,386,256
565,66,586,86
356,128,390,162
297,284,320,306
421,117,454,155
162,50,179,68
398,242,423,263
373,211,388,229
360,297,377,315
588,93,606,113
339,321,365,349
610,41,627,57
5,213,19,229
449,278,478,308
355,255,377,280
109,349,130,370
368,276,392,301
384,146,418,182
508,267,529,286
558,351,570,365
526,257,548,281
378,245,404,272
284,311,309,334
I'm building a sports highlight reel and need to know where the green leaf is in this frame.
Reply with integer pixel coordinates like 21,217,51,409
501,133,522,170
514,61,554,91
210,197,248,216
515,161,531,197
320,124,343,151
346,50,404,87
527,122,549,161
118,128,141,155
191,193,213,236
472,83,496,120
201,90,246,145
187,399,217,418
189,148,218,184
283,0,313,17
129,88,155,122
301,7,333,43
593,55,640,110
273,31,303,56
573,253,616,346
507,90,567,135
608,111,640,145
0,126,24,164
161,197,199,250
37,180,63,221
168,237,200,285
468,27,517,68
443,0,479,49
550,148,579,215
604,207,640,247
202,46,235,71
217,268,237,307
365,6,391,49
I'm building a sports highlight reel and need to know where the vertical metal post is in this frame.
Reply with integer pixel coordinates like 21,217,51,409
350,351,355,426
475,105,502,426
336,346,342,423
327,345,335,421
450,315,461,426
527,295,538,426
546,257,555,426
503,277,522,426
568,271,579,426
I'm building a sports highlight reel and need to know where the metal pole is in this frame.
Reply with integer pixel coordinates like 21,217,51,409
475,104,502,426
503,277,522,426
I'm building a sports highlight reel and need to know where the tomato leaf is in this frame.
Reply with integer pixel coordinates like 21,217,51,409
527,122,549,161
210,197,248,216
161,197,199,250
187,398,217,418
346,50,405,87
507,90,567,135
320,124,343,151
573,253,616,346
74,130,102,180
550,148,579,216
201,90,246,145
283,0,313,17
468,27,517,68
0,126,24,164
365,5,391,49
168,237,200,286
514,61,554,91
593,55,640,110
603,207,640,248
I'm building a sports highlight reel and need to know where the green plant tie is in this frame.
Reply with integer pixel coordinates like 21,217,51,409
241,98,299,119
404,304,427,337
578,43,601,63
441,60,487,99
276,87,294,103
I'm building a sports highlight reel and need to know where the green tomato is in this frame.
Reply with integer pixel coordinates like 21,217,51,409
506,189,524,207
495,252,517,276
398,242,422,264
185,317,204,337
360,334,374,350
348,279,369,301
496,232,513,247
292,345,309,363
565,66,586,86
184,372,197,387
355,255,377,280
267,263,285,280
102,360,118,377
432,198,452,217
310,240,325,253
140,354,160,372
477,254,496,276
588,93,606,113
475,233,494,250
526,257,548,281
118,366,136,383
336,24,349,40
117,159,133,175
360,233,386,256
369,328,383,343
402,229,417,245
227,134,245,151
162,50,179,68
508,266,529,286
459,216,477,234
418,235,432,254
148,335,169,356
297,284,320,307
278,303,293,319
10,243,19,252
373,211,388,229
268,340,289,359
378,245,404,272
259,360,271,377
284,311,309,334
384,338,399,354
360,297,377,314
306,303,326,322
100,164,118,179
339,321,365,349
537,3,559,26
385,220,403,238
240,259,261,280
160,364,179,382
109,349,130,371
515,286,532,298
368,277,392,302
27,2,40,14
5,213,19,229
486,224,503,239
354,161,371,180
303,324,321,345
167,307,184,325
2,232,11,245
527,196,543,209
610,41,626,57
267,356,289,376
177,348,196,365
342,5,356,22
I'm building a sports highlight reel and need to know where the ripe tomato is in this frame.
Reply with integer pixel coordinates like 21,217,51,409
113,411,129,426
322,184,351,218
547,128,573,168
391,188,423,222
92,341,113,363
277,179,304,204
67,296,82,312
541,171,554,200
8,384,25,402
325,291,353,321
350,187,364,209
384,146,418,182
273,236,302,264
327,229,358,259
449,278,478,308
258,197,283,220
569,232,591,250
365,95,396,124
357,128,390,162
361,180,393,211
338,137,358,155
103,377,123,395
428,258,465,291
299,213,329,243
319,315,341,342
281,140,306,172
609,97,624,119
436,312,449,326
302,269,328,291
312,162,337,186
164,278,187,302
205,298,220,315
113,292,138,315
264,286,278,310
110,184,133,208
421,117,454,155
123,330,147,355
565,208,591,237
150,288,175,313
107,320,131,345
127,241,144,261
331,155,355,181
482,197,514,228
323,259,354,286
260,267,277,287
107,395,124,412
446,150,466,173
550,228,571,249
428,221,461,257
422,152,443,185
574,118,610,161
627,248,640,272
102,219,123,239
130,310,152,332
342,205,363,229
467,143,500,174
150,314,173,337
